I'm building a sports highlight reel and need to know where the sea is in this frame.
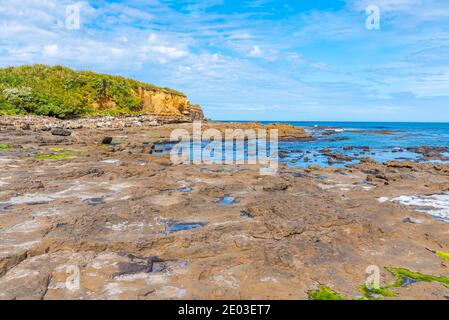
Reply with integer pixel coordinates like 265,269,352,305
159,121,449,168
269,121,449,168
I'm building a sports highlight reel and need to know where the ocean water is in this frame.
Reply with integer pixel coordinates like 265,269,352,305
270,122,449,168
157,122,449,168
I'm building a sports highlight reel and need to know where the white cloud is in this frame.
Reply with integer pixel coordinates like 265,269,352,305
43,44,58,56
151,46,188,60
248,45,262,57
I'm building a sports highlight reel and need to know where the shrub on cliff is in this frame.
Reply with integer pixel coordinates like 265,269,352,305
0,64,185,118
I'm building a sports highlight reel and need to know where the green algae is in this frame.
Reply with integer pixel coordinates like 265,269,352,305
436,252,449,261
358,284,397,300
359,267,449,299
0,144,10,150
307,286,346,300
34,151,76,160
386,267,449,289
310,267,449,301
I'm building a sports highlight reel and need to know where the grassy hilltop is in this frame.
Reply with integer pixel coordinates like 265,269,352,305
0,64,186,119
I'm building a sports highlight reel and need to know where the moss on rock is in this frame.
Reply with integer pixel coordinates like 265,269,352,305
436,251,449,261
386,267,449,288
34,151,77,160
307,286,346,300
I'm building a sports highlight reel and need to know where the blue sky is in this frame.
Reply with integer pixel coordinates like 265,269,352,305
1,0,449,121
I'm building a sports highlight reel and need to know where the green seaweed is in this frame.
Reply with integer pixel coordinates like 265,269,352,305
386,267,449,288
0,143,10,150
436,252,449,261
307,286,346,300
34,151,76,160
311,267,449,301
358,284,396,300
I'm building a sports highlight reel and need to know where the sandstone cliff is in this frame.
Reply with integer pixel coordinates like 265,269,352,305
92,87,204,122
134,88,204,121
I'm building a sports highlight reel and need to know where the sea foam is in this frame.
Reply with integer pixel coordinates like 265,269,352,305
391,193,449,222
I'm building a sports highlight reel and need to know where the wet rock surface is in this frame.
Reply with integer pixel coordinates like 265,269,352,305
0,116,448,300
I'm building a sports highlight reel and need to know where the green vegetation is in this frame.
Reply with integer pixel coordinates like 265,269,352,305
358,267,449,299
436,252,449,261
358,284,396,300
34,150,77,160
0,64,185,119
309,266,449,300
307,286,346,300
386,267,449,288
0,143,10,150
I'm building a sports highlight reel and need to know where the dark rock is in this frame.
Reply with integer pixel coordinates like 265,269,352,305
82,198,105,206
115,256,166,277
51,128,72,136
240,210,253,218
329,152,353,162
86,167,105,177
407,146,449,160
101,137,113,145
278,151,289,159
403,217,416,224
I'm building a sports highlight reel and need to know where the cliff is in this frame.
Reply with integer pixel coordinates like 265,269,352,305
0,64,204,121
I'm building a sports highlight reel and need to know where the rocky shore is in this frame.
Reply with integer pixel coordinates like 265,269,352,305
0,116,448,300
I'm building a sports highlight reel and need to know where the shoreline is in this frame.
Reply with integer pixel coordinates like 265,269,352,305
0,115,448,299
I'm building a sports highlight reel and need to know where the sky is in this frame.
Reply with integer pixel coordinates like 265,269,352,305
1,0,449,121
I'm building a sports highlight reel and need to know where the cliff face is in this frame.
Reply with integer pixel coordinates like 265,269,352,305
91,87,204,122
134,88,204,121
